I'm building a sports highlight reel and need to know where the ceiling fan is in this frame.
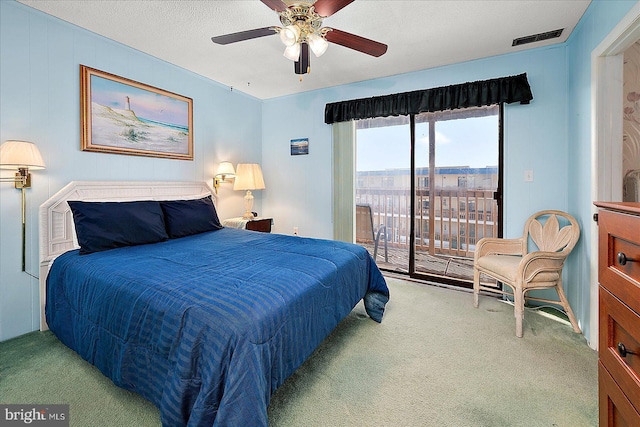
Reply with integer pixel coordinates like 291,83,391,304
211,0,388,76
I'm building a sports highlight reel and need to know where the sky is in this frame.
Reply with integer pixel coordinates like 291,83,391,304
90,75,189,127
356,115,499,171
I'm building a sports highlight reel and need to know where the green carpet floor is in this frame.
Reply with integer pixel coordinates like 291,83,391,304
0,278,598,426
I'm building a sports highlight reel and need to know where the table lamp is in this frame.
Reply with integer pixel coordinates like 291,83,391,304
233,163,265,219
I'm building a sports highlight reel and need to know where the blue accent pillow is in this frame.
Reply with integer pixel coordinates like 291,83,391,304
68,200,169,255
160,196,222,239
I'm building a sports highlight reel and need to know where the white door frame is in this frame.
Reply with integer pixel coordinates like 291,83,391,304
590,2,640,348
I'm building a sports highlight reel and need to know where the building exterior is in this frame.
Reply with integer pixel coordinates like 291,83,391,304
356,166,499,259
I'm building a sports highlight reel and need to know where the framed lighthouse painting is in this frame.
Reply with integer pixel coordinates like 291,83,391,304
80,65,194,160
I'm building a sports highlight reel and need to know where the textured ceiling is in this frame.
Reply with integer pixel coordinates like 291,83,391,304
18,0,591,99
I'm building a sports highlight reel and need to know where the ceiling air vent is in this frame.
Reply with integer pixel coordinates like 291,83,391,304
512,28,564,47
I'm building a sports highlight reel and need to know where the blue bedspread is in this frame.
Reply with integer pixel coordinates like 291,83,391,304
46,228,389,426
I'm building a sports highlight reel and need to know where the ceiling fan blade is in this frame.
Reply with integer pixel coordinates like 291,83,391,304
211,27,276,45
260,0,288,13
325,29,388,57
313,0,355,17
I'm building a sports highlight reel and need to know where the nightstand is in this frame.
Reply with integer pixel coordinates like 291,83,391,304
222,217,273,233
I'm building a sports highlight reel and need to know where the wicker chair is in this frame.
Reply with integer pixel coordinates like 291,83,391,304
473,210,581,337
356,204,388,262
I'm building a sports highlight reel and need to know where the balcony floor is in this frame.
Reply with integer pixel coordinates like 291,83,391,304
359,242,493,285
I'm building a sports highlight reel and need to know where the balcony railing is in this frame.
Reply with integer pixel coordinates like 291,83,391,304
356,187,498,259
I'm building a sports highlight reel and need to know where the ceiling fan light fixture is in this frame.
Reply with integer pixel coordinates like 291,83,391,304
308,33,328,57
279,24,300,47
284,43,301,61
211,0,388,77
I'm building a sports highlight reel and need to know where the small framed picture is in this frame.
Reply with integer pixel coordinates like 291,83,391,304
290,138,309,156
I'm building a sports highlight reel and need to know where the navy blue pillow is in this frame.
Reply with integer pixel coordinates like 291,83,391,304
160,196,222,239
68,200,169,255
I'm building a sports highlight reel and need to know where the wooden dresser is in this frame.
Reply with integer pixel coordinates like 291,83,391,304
595,202,640,426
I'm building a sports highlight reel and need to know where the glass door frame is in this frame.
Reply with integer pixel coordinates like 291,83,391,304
407,104,504,287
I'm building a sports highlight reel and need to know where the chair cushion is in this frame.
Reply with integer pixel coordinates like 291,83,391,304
477,255,522,282
478,254,561,285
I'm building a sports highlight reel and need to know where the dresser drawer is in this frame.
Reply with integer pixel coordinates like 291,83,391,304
599,286,640,415
598,209,640,315
599,361,640,426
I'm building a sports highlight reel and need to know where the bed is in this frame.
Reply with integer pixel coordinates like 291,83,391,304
39,181,389,427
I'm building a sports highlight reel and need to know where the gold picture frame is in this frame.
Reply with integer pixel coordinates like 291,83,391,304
80,65,193,160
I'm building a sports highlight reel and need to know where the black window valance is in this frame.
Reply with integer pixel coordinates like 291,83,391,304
324,73,533,124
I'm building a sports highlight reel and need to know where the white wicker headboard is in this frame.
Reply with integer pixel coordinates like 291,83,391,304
39,180,215,330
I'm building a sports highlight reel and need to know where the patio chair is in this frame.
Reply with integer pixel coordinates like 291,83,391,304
473,210,581,337
356,204,388,262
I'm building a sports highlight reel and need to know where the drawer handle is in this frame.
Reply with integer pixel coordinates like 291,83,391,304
617,342,637,358
617,252,635,265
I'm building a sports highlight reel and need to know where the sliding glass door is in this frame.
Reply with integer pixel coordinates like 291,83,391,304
355,106,502,286
356,117,411,273
412,106,500,285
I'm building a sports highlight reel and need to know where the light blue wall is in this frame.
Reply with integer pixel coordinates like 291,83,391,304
263,46,571,240
262,0,639,344
0,1,263,341
565,0,638,343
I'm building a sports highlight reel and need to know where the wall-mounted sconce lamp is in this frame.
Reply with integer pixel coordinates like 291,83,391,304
0,140,46,272
234,163,266,219
213,161,236,194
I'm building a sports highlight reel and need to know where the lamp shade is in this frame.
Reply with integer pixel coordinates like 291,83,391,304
233,163,265,191
279,25,300,47
283,43,301,61
308,33,329,57
216,161,236,177
0,140,46,170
